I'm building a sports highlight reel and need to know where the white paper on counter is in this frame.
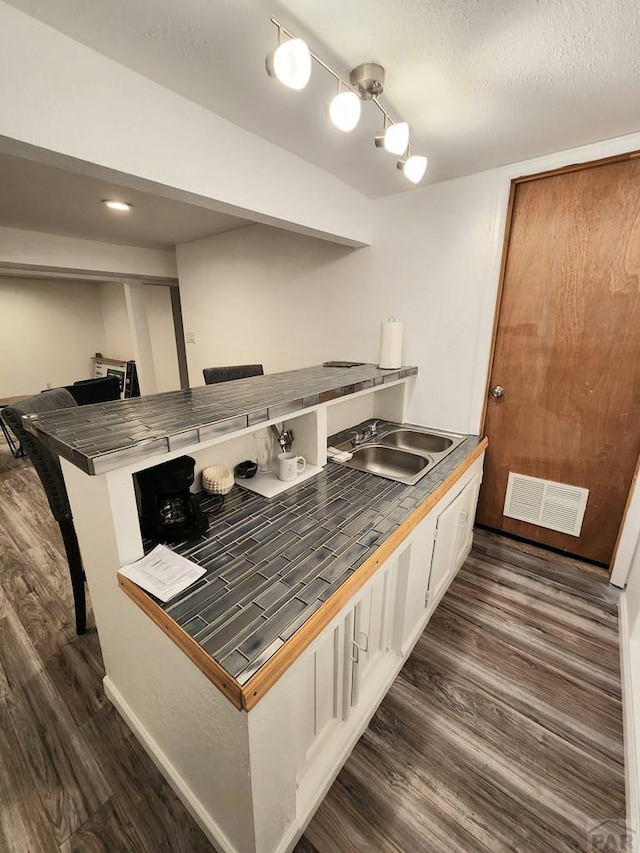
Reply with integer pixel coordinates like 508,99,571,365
118,544,205,602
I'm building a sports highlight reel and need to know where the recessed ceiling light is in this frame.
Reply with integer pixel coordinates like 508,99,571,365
102,199,133,212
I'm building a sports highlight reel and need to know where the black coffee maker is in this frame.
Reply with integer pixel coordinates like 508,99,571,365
136,455,208,543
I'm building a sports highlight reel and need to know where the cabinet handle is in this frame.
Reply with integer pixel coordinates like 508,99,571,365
359,631,369,653
459,508,469,526
350,640,360,664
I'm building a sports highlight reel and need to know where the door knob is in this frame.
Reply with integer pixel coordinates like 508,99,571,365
491,385,505,399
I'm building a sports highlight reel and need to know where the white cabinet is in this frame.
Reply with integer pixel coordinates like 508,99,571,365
347,553,399,710
392,514,437,656
297,617,348,772
391,464,484,656
296,554,399,790
429,470,482,607
294,455,484,833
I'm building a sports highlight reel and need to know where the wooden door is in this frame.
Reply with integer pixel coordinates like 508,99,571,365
477,157,640,565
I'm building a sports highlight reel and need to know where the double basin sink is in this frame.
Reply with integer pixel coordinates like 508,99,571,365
333,423,465,486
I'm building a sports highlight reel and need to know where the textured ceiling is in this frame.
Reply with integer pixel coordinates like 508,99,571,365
4,0,640,198
0,152,251,249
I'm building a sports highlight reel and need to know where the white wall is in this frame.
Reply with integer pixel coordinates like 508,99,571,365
99,281,133,360
145,285,181,392
176,168,500,433
0,277,106,396
0,277,180,399
0,2,371,248
99,281,180,393
175,227,373,387
0,225,176,280
372,170,502,432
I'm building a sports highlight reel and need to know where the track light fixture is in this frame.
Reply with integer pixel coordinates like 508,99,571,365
375,118,409,156
328,83,361,132
397,147,428,184
265,18,428,184
265,28,311,90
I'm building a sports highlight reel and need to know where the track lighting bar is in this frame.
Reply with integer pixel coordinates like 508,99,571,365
266,17,428,184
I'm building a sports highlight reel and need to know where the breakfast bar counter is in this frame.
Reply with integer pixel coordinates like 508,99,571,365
26,362,418,474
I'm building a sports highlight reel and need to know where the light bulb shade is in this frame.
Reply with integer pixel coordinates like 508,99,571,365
398,154,428,184
328,91,361,132
265,38,311,90
384,122,409,155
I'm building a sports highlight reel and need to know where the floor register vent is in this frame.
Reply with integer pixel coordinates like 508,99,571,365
503,473,589,537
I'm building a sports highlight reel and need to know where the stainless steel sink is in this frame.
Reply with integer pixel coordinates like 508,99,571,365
380,428,462,455
331,423,465,486
345,444,432,485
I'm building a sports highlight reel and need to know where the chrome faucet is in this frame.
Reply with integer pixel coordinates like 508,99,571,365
351,420,378,446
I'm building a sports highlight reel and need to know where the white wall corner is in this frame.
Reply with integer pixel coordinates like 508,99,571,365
619,594,640,849
124,282,158,395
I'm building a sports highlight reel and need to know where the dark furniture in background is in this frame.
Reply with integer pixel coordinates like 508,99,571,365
1,389,87,634
66,376,121,406
0,412,22,457
202,364,264,385
0,394,35,457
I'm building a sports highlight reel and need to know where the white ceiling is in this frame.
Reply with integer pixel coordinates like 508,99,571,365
0,151,251,249
4,0,640,200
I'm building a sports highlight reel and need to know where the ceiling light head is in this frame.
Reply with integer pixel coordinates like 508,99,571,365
328,89,361,132
349,63,385,100
397,153,428,184
375,121,409,156
265,36,311,90
102,199,133,212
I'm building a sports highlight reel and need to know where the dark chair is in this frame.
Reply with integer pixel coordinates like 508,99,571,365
203,364,264,385
1,388,87,634
66,376,121,405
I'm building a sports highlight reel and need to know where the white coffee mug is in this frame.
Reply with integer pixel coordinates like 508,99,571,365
277,452,306,482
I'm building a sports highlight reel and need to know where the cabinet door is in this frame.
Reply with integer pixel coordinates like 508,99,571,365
392,519,436,655
430,471,482,604
348,555,397,709
297,616,347,769
452,472,482,571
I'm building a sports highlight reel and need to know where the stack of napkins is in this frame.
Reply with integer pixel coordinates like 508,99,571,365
327,446,354,462
118,544,205,603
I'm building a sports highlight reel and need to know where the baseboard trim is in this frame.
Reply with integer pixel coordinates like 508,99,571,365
619,595,639,851
103,676,236,853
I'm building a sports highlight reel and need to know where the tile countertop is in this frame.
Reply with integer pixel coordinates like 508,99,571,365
152,425,483,687
24,364,418,475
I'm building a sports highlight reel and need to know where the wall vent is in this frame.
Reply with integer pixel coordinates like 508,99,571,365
503,473,589,537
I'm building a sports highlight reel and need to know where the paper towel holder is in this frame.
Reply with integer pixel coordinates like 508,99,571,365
378,316,403,370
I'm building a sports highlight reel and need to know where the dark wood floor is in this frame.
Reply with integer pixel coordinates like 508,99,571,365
0,442,624,852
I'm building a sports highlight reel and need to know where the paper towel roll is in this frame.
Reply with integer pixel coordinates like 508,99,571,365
379,317,403,369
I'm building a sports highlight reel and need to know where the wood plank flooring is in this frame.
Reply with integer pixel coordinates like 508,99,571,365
0,443,625,852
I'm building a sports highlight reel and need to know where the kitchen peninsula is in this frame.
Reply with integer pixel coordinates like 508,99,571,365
27,365,487,853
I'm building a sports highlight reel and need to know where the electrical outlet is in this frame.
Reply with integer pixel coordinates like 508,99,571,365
185,330,196,344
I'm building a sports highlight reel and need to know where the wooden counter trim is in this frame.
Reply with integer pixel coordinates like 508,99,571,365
241,437,488,710
118,574,245,710
118,438,487,713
